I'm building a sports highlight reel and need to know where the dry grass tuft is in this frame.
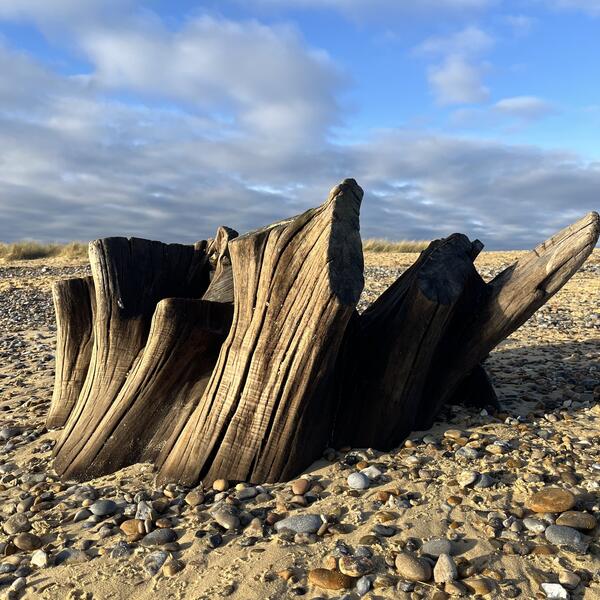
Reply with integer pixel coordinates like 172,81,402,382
363,239,429,253
0,241,88,261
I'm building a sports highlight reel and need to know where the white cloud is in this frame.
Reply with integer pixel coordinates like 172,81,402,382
545,1,600,16
494,96,556,120
428,56,489,104
503,14,536,35
416,25,494,56
80,17,343,144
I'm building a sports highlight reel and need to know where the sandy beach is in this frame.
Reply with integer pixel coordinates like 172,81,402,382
0,250,598,600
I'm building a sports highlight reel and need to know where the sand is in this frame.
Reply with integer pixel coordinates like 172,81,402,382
0,250,598,599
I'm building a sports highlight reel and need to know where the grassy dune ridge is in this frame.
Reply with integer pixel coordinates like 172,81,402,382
0,239,430,261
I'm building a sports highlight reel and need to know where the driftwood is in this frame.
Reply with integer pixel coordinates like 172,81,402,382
49,179,599,486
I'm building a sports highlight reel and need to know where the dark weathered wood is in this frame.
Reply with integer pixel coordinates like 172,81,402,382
53,237,212,479
157,178,364,485
332,233,485,449
416,210,600,428
445,364,500,410
48,175,598,487
47,276,96,429
70,299,233,478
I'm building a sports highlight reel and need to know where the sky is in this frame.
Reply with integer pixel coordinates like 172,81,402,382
0,1,598,249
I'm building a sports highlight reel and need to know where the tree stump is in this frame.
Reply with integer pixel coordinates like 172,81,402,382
50,178,599,486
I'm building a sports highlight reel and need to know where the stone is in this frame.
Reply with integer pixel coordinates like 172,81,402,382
73,509,91,522
54,548,90,566
541,583,569,599
10,577,26,594
184,490,204,506
361,465,382,479
89,499,117,517
422,538,453,557
356,575,371,596
527,488,575,513
372,524,395,537
308,568,354,590
136,500,156,521
30,549,49,568
555,511,596,530
274,514,323,534
208,533,222,548
13,532,42,551
394,552,432,582
544,525,588,553
163,559,184,577
0,428,21,441
3,514,30,535
434,554,457,583
338,556,373,577
120,519,145,536
474,474,495,488
347,472,370,490
212,479,229,492
558,570,581,589
457,471,479,488
523,517,547,534
141,528,177,546
110,542,132,559
144,550,168,576
455,446,479,460
291,479,310,495
463,577,495,596
212,509,240,530
237,487,257,500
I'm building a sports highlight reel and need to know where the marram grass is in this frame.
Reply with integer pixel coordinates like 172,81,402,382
0,238,428,261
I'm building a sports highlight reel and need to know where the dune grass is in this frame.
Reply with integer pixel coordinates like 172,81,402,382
0,241,88,261
362,239,429,253
0,238,428,261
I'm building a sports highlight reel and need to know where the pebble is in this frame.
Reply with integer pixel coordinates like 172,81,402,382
54,548,90,566
463,577,495,596
308,568,354,590
89,499,117,517
455,447,479,460
212,479,229,492
457,471,479,488
356,575,370,596
291,479,310,495
559,570,581,589
212,508,240,530
274,514,323,534
541,583,570,599
421,538,453,557
555,511,596,530
347,472,370,490
163,559,184,577
394,552,432,582
30,549,49,568
120,519,145,536
338,556,373,577
144,550,168,576
434,553,457,583
527,488,575,513
3,514,30,535
523,517,547,534
544,525,588,552
13,532,42,551
184,490,204,506
141,528,177,546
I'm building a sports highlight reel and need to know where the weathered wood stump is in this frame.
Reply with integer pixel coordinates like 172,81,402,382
49,178,599,486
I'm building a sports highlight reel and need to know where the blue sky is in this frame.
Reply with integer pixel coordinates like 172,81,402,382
0,0,598,248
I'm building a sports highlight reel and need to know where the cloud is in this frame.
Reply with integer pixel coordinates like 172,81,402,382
255,0,493,18
493,96,557,120
503,14,536,35
428,56,490,104
79,16,344,144
544,1,600,16
415,25,494,56
0,45,597,250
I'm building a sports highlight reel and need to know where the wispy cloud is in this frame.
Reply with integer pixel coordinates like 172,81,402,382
493,96,557,120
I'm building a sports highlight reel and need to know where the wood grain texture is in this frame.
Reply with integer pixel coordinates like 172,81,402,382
47,276,95,429
48,179,598,487
158,178,364,485
53,237,212,478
